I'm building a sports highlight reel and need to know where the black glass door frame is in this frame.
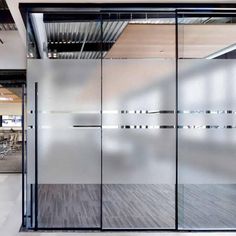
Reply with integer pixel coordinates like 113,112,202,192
22,4,236,232
25,9,178,231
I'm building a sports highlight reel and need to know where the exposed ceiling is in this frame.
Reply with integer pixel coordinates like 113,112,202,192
0,0,17,30
179,24,236,58
29,15,234,59
106,24,175,59
0,0,7,9
45,21,127,59
6,0,236,46
0,86,21,103
3,0,236,59
106,23,236,59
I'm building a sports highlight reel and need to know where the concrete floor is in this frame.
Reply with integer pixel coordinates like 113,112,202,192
0,151,22,173
0,174,236,236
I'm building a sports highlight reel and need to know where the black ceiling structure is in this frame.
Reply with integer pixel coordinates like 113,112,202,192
0,70,26,86
20,3,236,59
0,0,17,30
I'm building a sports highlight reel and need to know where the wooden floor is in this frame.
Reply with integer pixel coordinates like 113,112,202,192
38,184,236,229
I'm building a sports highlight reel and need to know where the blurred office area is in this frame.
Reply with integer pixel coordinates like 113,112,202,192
0,86,22,173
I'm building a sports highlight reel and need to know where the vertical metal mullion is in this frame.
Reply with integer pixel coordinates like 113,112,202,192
34,82,38,230
22,84,25,227
100,15,103,230
175,10,179,231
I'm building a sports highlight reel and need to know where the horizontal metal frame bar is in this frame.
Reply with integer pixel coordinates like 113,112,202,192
25,227,177,231
44,13,102,22
43,12,175,22
48,42,112,53
177,12,236,17
73,125,101,128
22,227,236,232
0,69,26,77
0,70,26,85
0,171,22,174
19,3,236,13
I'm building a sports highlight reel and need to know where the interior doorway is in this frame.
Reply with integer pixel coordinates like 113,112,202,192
0,72,25,173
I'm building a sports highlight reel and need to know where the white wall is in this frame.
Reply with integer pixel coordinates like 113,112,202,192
0,31,26,69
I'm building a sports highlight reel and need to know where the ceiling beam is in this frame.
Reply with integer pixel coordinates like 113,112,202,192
48,42,113,52
0,9,14,23
43,13,171,22
0,70,26,85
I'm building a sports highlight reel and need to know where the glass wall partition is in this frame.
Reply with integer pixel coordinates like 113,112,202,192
178,13,236,229
26,10,177,230
102,12,176,229
25,6,236,231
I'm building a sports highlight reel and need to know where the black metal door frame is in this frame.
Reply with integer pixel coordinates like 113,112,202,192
20,3,236,232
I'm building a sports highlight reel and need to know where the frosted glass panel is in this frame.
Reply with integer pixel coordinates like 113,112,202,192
178,59,236,229
102,59,176,229
178,60,236,110
103,59,175,111
27,59,101,228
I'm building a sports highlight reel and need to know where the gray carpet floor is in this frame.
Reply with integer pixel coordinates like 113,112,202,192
103,184,175,229
37,184,236,229
0,151,22,172
38,184,175,228
178,184,236,229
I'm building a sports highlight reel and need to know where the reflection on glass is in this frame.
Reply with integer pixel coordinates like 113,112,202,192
102,15,176,229
178,17,236,229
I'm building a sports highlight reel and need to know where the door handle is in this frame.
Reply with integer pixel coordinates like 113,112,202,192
73,125,101,128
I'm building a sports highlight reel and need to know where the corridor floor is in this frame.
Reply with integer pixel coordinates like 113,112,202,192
0,174,236,236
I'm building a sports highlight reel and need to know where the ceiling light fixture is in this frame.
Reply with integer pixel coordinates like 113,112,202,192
0,97,13,101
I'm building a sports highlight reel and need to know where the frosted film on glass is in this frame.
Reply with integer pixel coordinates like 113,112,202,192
27,59,101,184
27,58,102,228
103,129,176,184
178,59,236,229
178,60,236,110
102,59,176,229
103,59,175,111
